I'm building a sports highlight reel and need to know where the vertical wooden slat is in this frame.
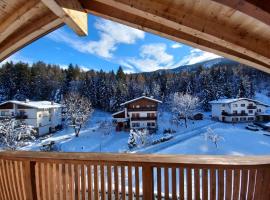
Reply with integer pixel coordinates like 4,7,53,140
10,161,19,200
53,163,57,200
187,168,192,200
34,163,40,200
74,164,79,200
63,164,67,200
233,169,241,200
5,160,15,200
15,161,24,200
135,167,139,200
194,168,200,200
59,164,64,200
87,165,92,200
164,167,169,199
240,169,248,200
101,165,105,200
81,165,86,200
41,163,46,200
107,165,112,200
157,167,161,200
218,169,224,200
65,164,70,200
225,169,232,200
0,161,4,200
121,166,126,200
70,164,75,200
94,165,99,200
202,169,208,200
210,169,216,200
247,169,256,200
128,165,132,200
22,160,37,200
172,167,177,200
179,168,184,200
114,166,119,200
49,163,54,200
0,160,8,200
142,165,153,200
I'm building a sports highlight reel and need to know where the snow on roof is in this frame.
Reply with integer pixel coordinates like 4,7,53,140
112,110,125,116
0,100,62,109
209,98,270,107
120,96,162,106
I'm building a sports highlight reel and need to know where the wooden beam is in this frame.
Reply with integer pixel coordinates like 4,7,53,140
0,0,44,44
89,0,270,67
0,10,63,61
83,0,270,73
212,0,270,26
41,0,88,36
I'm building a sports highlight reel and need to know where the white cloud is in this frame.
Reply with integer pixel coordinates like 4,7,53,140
47,18,145,59
171,43,182,49
123,43,174,72
0,53,33,66
177,48,221,66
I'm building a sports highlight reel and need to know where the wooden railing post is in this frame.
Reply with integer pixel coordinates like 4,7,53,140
22,160,37,200
142,164,154,200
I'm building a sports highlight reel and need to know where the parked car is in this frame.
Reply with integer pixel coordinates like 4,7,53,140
246,124,259,131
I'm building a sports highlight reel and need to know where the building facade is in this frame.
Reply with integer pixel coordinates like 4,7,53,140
210,98,269,123
112,96,162,131
0,100,63,136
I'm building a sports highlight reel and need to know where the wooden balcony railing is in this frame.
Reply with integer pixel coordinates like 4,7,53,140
0,151,270,200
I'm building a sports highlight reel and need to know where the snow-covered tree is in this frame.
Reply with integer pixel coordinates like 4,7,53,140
130,129,151,147
171,92,199,128
0,118,36,150
204,127,224,148
128,131,137,149
62,92,93,137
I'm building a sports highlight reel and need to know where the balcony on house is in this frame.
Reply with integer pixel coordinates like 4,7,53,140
130,116,157,121
221,111,248,116
247,105,257,109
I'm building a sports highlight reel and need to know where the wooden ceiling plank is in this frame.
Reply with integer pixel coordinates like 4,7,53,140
0,11,63,61
92,0,270,66
41,0,88,36
0,0,42,44
85,0,270,73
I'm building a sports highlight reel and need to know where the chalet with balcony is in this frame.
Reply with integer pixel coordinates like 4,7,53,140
210,98,270,123
112,96,162,131
0,100,62,136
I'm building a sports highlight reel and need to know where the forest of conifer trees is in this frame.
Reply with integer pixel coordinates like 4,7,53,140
0,61,269,112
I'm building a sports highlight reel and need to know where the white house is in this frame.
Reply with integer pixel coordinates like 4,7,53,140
112,96,162,131
209,98,270,123
0,100,63,136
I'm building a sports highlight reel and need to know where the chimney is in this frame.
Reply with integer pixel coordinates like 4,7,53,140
150,96,154,99
51,101,54,105
25,99,29,103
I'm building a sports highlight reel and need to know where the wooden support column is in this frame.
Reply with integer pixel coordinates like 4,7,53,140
142,164,154,200
41,0,88,36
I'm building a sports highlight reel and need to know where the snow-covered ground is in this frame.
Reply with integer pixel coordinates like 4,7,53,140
19,107,270,155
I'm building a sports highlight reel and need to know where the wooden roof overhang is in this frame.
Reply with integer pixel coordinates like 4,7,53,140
0,0,270,73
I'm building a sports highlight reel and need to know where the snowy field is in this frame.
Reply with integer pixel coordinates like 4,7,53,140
20,108,270,155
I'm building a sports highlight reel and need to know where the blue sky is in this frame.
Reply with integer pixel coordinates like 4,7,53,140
3,15,221,73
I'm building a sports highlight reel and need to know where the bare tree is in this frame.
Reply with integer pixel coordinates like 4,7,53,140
0,118,36,150
62,92,93,137
204,127,224,148
171,92,199,128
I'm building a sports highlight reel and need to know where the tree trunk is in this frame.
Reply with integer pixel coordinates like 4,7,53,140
184,117,188,128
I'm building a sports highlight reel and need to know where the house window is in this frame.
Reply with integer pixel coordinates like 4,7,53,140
233,104,238,107
132,123,140,127
222,104,225,107
132,113,140,118
39,123,42,127
39,114,42,118
257,109,261,112
147,122,155,127
136,105,140,108
248,110,253,114
240,117,246,121
233,110,237,114
241,104,245,107
248,117,254,121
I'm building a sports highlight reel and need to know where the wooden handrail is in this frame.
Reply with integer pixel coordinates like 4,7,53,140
0,151,270,200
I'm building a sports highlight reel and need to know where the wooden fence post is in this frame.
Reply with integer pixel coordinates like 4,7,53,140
22,160,37,200
142,164,154,200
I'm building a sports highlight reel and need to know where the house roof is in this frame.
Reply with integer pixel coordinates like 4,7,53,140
120,96,162,106
209,98,270,107
112,110,125,116
0,100,62,109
